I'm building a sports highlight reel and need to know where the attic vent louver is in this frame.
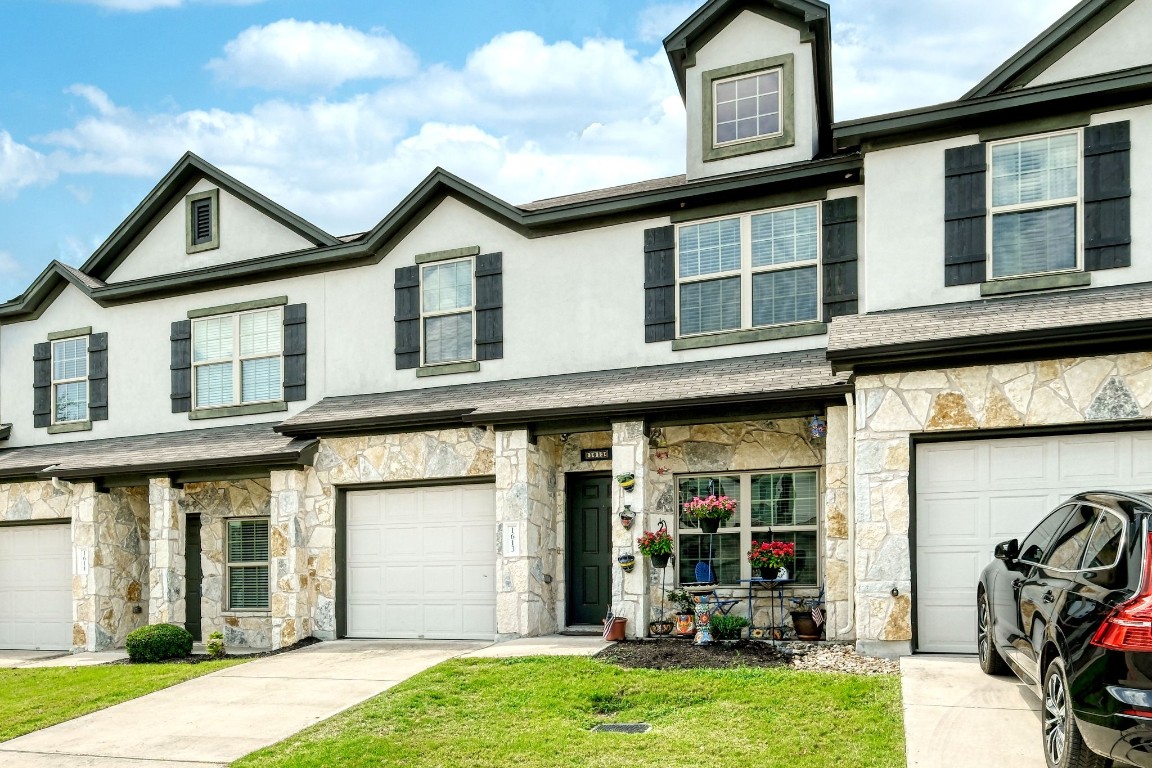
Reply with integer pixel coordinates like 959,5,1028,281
192,198,213,245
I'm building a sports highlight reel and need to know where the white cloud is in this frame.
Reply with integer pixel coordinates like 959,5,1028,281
637,2,698,43
208,20,419,90
831,0,1083,119
72,0,263,11
0,131,56,198
0,251,21,277
38,30,684,234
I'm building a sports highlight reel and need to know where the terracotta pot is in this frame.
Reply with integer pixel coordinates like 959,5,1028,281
603,617,627,641
650,552,671,568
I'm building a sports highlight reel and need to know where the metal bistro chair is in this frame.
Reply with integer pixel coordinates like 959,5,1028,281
693,562,740,616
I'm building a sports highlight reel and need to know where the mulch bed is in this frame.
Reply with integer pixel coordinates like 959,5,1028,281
596,638,791,670
113,636,321,665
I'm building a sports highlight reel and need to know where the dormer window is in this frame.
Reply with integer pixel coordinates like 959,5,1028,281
703,54,794,162
714,69,781,146
186,189,220,254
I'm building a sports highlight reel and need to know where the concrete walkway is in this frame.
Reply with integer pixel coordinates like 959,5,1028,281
901,655,1043,768
0,635,610,768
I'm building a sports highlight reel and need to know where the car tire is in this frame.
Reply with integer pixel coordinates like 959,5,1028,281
1042,657,1106,768
977,590,1010,676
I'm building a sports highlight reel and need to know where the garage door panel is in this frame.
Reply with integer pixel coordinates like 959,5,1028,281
917,431,1152,654
345,485,496,640
0,524,72,651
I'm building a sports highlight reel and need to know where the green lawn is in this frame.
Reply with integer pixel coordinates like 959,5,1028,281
0,660,245,741
235,657,904,768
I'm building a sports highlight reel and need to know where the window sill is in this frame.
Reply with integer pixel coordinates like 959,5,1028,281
189,401,287,420
48,421,92,435
980,272,1090,297
416,361,481,378
222,610,270,616
672,322,827,351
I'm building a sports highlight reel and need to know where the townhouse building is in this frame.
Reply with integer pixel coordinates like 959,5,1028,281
0,0,1146,658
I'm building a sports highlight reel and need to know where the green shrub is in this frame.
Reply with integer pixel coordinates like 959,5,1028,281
710,614,749,640
125,623,194,662
206,631,226,659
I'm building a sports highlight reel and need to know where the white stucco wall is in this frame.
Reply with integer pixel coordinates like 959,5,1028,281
0,191,832,446
861,104,1152,313
1029,0,1152,88
684,9,820,181
108,178,317,283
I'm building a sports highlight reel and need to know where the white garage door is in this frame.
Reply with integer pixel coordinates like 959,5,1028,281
345,484,497,640
916,431,1152,653
0,524,72,651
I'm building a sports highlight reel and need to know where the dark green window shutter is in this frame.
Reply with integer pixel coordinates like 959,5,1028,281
191,198,212,245
644,225,675,343
1084,121,1131,271
475,253,503,361
282,304,307,402
395,266,420,370
170,320,192,413
944,144,987,286
33,342,51,428
821,197,859,321
88,332,109,422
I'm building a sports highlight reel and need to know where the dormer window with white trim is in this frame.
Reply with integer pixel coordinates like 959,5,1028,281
702,54,795,162
186,189,220,254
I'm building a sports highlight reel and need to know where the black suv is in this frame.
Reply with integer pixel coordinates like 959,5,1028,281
978,491,1152,768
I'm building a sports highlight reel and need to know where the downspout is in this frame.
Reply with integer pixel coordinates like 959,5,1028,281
837,391,856,638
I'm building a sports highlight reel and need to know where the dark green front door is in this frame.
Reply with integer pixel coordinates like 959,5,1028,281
566,474,612,626
185,515,202,641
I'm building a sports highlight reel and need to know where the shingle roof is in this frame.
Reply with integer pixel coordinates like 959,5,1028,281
827,282,1152,360
58,262,107,290
518,175,687,211
0,423,316,481
279,350,850,435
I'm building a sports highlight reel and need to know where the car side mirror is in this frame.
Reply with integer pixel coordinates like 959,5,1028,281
995,539,1020,562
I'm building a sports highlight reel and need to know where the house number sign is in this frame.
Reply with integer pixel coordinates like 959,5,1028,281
581,448,612,462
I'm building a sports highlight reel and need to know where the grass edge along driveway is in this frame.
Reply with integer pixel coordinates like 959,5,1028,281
0,659,245,742
235,656,905,768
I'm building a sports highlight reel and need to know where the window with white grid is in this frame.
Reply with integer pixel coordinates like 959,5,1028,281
989,131,1081,279
676,203,819,337
51,337,88,423
421,259,474,365
227,518,269,610
192,308,282,409
713,68,782,147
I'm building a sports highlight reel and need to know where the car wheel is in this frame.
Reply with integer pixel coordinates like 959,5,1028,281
977,590,1009,675
1043,657,1105,768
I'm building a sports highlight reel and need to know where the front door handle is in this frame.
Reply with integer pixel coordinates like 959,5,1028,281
1043,591,1055,604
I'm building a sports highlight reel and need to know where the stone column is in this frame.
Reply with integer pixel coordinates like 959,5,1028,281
822,405,853,642
270,469,309,649
71,481,98,652
148,477,186,626
494,428,555,637
611,420,649,639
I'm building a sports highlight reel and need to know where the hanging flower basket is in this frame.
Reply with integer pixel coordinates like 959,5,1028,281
637,525,673,568
682,495,735,533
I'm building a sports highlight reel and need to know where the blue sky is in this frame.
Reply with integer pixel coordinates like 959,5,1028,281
0,0,1081,300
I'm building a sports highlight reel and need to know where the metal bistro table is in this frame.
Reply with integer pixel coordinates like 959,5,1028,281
739,577,794,641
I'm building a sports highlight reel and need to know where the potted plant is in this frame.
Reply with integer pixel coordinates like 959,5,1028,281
710,614,749,641
681,495,736,534
637,528,673,568
748,539,796,580
616,472,636,492
668,589,696,636
617,552,636,573
790,595,824,641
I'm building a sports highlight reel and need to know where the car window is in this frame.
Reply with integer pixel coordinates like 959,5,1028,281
1019,505,1077,565
1081,510,1125,570
1042,505,1097,571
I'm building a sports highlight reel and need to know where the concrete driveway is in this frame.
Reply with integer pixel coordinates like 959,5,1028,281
0,640,491,768
902,655,1044,768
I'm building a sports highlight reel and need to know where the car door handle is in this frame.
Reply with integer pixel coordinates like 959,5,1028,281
1042,591,1055,604
1013,579,1023,588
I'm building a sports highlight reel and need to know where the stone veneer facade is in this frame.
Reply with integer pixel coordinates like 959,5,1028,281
854,352,1152,655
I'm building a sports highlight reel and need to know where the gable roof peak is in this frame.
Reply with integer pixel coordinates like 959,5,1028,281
964,0,1135,98
79,151,340,282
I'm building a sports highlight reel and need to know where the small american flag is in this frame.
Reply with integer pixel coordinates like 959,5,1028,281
811,605,824,627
